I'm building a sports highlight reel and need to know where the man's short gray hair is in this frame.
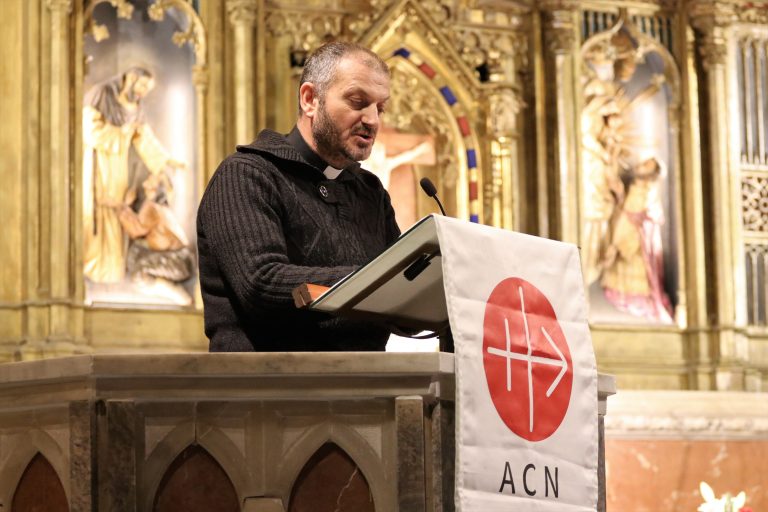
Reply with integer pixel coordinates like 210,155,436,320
298,42,389,115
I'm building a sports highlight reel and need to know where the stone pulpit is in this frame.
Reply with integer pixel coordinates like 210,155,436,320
0,354,615,511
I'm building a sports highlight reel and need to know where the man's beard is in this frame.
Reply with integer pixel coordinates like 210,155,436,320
313,101,375,165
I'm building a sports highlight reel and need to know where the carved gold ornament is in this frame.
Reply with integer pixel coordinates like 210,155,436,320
84,0,134,42
742,175,768,233
148,0,207,65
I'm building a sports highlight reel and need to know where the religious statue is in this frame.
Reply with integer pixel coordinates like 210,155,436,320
82,67,186,284
363,134,435,230
581,92,630,286
115,173,194,306
581,31,643,285
364,139,434,190
581,26,674,323
600,157,673,323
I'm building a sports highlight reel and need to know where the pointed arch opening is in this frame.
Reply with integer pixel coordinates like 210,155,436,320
359,3,485,225
152,444,239,512
288,442,375,512
11,453,68,512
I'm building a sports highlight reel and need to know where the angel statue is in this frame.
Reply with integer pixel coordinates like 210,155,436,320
82,67,186,284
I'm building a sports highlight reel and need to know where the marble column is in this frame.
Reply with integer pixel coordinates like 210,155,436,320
429,400,455,512
70,401,97,512
100,400,139,512
396,396,426,511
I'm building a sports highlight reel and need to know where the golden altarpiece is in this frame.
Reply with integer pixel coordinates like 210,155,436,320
1,0,768,510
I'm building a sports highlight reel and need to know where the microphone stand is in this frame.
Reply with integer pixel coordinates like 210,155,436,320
416,177,454,352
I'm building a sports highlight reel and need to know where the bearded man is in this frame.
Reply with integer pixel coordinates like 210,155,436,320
197,42,399,352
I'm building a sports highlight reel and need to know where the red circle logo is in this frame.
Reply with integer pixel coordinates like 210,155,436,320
482,277,573,441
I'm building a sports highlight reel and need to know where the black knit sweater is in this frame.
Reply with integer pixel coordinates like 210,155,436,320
197,129,401,351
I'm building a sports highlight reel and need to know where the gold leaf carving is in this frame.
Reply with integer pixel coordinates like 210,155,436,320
265,9,343,53
689,1,737,70
738,2,768,23
455,27,528,82
388,67,459,187
742,174,768,232
394,5,480,95
46,0,73,13
148,0,208,65
344,0,389,39
91,24,110,42
487,87,524,138
420,0,454,25
84,0,134,42
226,0,258,25
542,6,577,54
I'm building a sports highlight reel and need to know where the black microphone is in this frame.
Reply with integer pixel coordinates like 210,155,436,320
419,177,446,216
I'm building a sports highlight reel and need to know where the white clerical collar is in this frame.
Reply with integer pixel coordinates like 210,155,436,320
323,165,343,179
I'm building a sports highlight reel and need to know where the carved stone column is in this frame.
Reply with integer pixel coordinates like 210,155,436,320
539,0,580,243
227,0,259,145
688,0,746,390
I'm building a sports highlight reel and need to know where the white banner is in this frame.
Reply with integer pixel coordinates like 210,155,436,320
434,216,598,512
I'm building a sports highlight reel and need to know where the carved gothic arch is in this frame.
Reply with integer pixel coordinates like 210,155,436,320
0,428,69,506
358,1,486,222
580,10,681,108
359,0,480,96
276,422,392,511
141,420,248,511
